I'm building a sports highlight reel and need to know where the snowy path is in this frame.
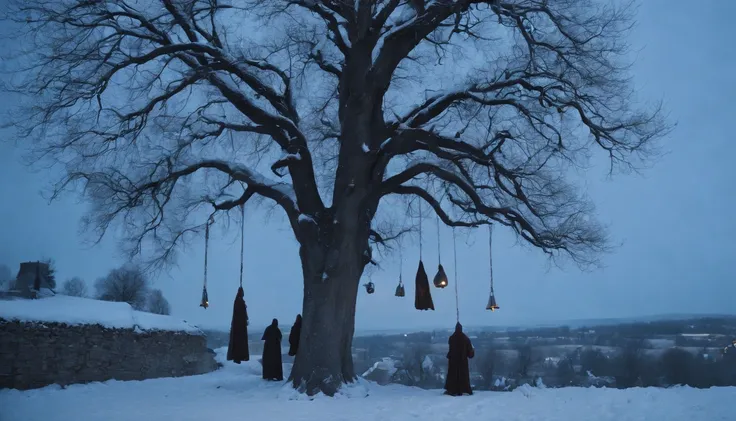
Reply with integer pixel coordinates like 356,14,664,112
1,349,733,421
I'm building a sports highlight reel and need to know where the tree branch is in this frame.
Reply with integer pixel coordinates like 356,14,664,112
378,160,607,262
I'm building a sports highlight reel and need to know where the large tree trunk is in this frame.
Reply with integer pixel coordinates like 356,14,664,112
288,43,380,395
289,265,360,396
289,208,369,396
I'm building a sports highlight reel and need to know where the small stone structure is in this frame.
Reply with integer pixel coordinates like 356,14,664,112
0,320,218,390
1,261,55,300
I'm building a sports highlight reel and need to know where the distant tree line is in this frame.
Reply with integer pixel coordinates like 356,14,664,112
93,264,171,315
469,343,736,390
353,329,736,392
0,263,11,291
0,259,172,316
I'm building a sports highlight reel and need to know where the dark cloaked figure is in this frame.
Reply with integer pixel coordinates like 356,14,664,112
444,322,475,396
261,319,283,381
414,261,435,310
288,314,302,357
226,287,250,363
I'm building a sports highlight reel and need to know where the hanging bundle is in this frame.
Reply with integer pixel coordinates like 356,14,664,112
433,216,448,289
395,246,405,297
364,281,375,294
227,204,250,363
415,261,433,310
414,204,435,310
486,224,500,311
395,280,405,297
200,216,214,309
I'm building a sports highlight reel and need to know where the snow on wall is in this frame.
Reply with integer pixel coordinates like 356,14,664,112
0,295,202,334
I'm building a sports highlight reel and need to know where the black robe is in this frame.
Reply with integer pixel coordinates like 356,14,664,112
444,323,475,396
288,315,302,357
261,319,283,381
226,287,250,363
414,260,435,310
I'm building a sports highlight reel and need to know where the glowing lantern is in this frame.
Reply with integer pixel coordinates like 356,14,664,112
486,292,499,311
200,285,209,309
433,264,448,288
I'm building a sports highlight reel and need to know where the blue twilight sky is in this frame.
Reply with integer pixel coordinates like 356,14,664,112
0,0,734,332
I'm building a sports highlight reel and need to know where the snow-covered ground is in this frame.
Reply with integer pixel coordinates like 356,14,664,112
1,348,733,421
0,295,201,334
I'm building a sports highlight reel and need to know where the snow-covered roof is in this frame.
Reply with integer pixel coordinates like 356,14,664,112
0,295,202,334
421,355,434,371
362,357,398,378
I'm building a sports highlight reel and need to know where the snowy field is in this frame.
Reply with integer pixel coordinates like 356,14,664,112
1,348,733,421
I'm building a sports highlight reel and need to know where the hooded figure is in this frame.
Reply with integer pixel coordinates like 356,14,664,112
444,322,475,396
288,314,302,357
226,287,250,363
414,261,435,310
261,318,283,381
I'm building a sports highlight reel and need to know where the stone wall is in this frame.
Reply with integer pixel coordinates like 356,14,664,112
0,320,219,390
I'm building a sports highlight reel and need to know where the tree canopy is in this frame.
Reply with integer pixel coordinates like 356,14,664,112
3,0,667,269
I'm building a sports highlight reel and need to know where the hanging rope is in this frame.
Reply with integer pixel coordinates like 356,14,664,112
399,244,403,283
395,241,405,297
200,216,214,309
436,216,442,264
453,227,460,323
489,223,494,293
204,217,212,288
239,204,245,288
486,223,500,311
418,202,423,260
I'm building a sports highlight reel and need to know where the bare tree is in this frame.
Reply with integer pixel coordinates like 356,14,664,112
95,265,150,310
580,347,611,377
61,277,88,297
516,344,538,378
147,288,172,315
40,258,57,290
476,348,498,389
556,354,577,386
401,342,432,386
0,264,11,291
613,338,645,388
4,0,668,396
660,347,694,387
0,264,11,281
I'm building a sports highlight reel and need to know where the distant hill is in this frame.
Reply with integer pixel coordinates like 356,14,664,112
353,313,736,337
524,313,736,330
199,313,736,342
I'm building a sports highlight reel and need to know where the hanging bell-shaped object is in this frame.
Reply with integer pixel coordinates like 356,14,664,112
433,264,448,288
200,285,209,309
395,280,405,297
364,281,375,294
486,292,499,311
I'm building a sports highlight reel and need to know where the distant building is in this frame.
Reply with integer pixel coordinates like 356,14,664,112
7,262,55,299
